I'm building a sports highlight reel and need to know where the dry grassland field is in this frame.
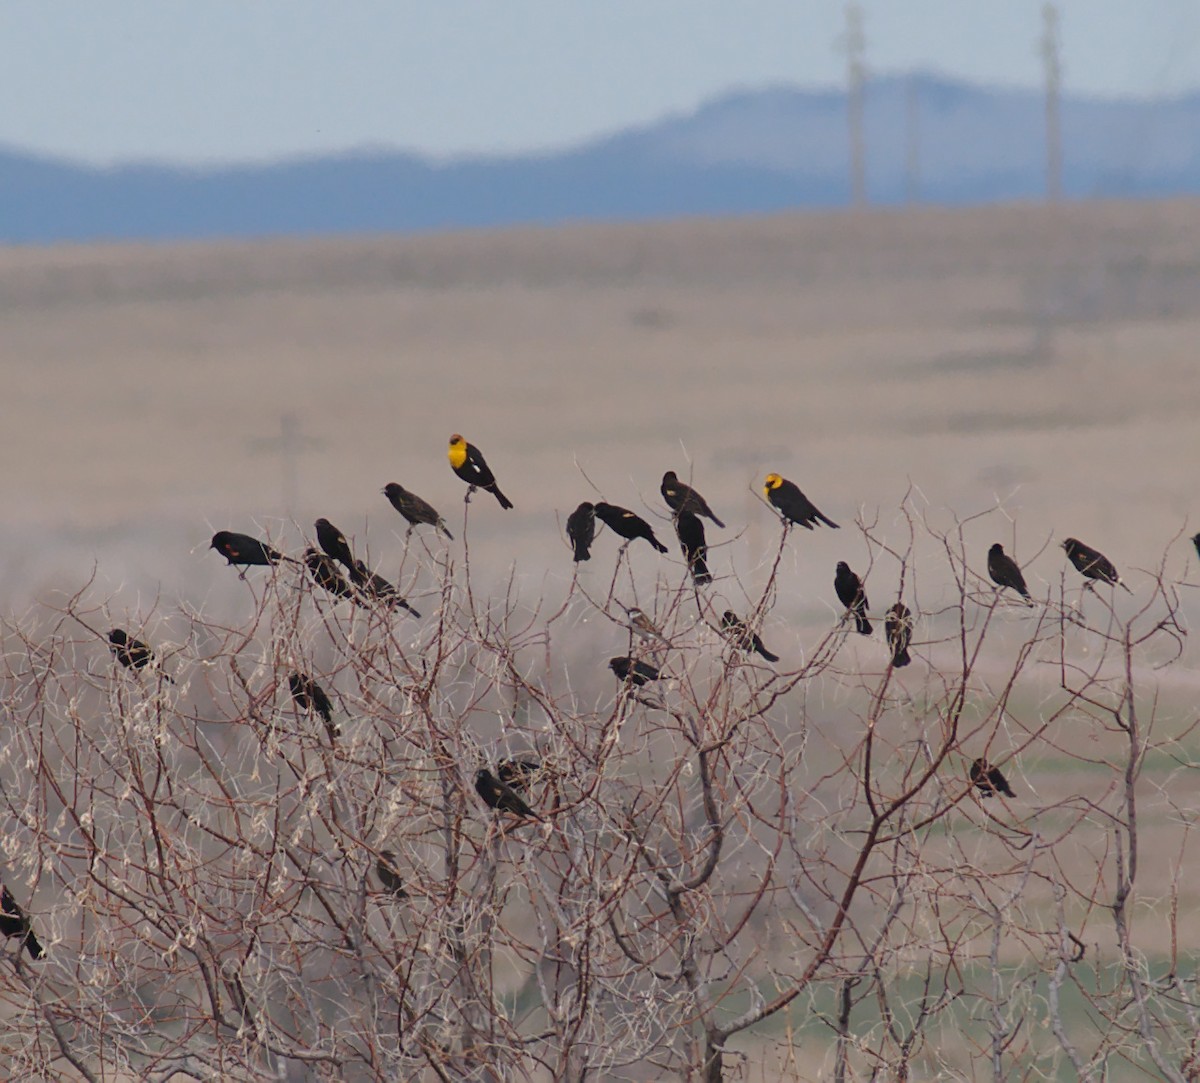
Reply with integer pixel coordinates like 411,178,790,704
3,199,1200,1078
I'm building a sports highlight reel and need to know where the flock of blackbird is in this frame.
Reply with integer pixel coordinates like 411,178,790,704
2,433,1172,954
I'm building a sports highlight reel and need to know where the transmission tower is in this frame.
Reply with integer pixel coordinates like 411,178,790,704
1041,2,1063,202
842,2,867,206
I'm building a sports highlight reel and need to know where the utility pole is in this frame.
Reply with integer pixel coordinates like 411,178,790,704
905,74,920,204
249,413,323,516
842,2,867,207
1040,2,1062,202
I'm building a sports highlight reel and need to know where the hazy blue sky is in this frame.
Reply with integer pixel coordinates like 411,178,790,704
4,1,1199,164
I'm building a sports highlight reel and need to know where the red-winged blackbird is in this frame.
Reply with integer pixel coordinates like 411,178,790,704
721,611,779,663
970,757,1015,798
448,434,513,509
884,603,912,668
988,543,1032,603
497,758,543,794
376,850,409,899
834,561,872,635
661,471,725,528
763,473,839,529
0,885,43,960
566,502,596,562
1062,537,1131,593
288,672,339,741
593,503,668,553
609,656,661,686
315,518,355,569
383,483,453,540
475,768,540,819
304,548,356,601
674,511,712,584
347,560,421,617
210,530,287,572
108,629,174,683
1193,533,1200,561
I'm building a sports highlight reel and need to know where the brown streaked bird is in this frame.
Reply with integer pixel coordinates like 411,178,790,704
763,473,839,530
661,471,725,528
108,629,174,683
987,543,1033,604
448,434,513,509
970,757,1015,798
0,885,44,960
288,672,339,742
315,518,355,569
376,850,409,899
475,768,540,819
1061,537,1131,593
304,548,356,601
383,482,453,539
348,561,421,617
721,611,779,663
209,530,288,575
884,603,912,668
593,502,668,553
566,502,596,562
621,604,671,648
834,561,872,635
609,656,661,687
674,511,712,584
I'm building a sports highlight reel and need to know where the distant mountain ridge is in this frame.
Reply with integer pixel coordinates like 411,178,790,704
4,74,1199,244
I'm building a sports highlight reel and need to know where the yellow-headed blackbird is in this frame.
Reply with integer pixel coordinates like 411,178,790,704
763,473,839,529
661,471,725,528
884,603,912,668
834,561,872,635
347,560,421,617
609,656,661,686
108,629,174,683
497,758,542,794
210,530,288,573
0,885,43,960
622,605,670,647
383,482,453,539
315,518,355,569
376,850,408,899
593,502,668,553
304,548,356,601
288,672,338,741
475,768,540,819
675,511,712,584
988,543,1033,603
448,434,513,509
566,502,596,561
970,757,1015,798
721,610,779,662
1062,537,1131,592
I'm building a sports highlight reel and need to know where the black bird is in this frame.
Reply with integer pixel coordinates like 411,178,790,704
315,518,356,569
970,757,1015,798
348,561,421,617
448,434,513,509
210,530,287,573
661,471,725,528
609,656,661,687
674,511,712,585
763,473,839,530
108,629,174,683
566,502,596,562
1193,533,1200,561
0,885,44,960
834,562,872,635
987,543,1033,603
1062,537,1131,593
475,768,540,819
304,548,356,601
376,850,409,899
383,482,453,539
884,603,913,668
721,611,779,663
288,672,339,741
497,758,542,794
593,503,669,553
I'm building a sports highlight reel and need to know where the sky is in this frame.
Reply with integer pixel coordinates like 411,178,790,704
3,1,1199,165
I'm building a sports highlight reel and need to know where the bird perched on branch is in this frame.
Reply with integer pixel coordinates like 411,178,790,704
661,471,725,528
609,656,661,687
970,758,1015,798
0,885,44,960
288,672,338,742
497,758,543,793
348,561,421,617
108,629,174,683
475,768,540,819
884,603,912,668
1061,537,1131,593
448,434,513,509
210,531,289,575
721,611,779,663
674,511,712,584
834,562,872,635
375,850,409,899
315,518,356,569
622,605,671,648
763,474,839,530
593,503,668,553
987,543,1033,604
304,548,356,601
383,483,453,539
566,502,596,562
